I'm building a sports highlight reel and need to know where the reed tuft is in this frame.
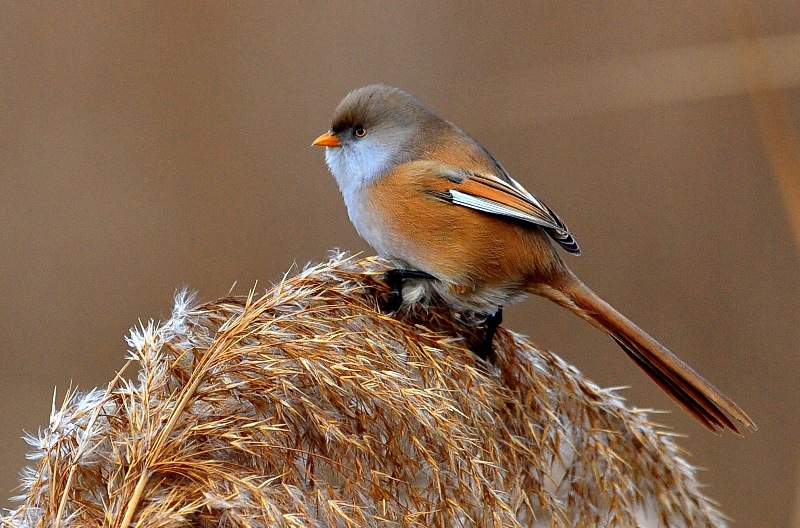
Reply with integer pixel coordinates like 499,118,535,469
2,252,728,527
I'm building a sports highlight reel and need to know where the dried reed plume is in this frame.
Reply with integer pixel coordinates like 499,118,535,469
2,252,729,527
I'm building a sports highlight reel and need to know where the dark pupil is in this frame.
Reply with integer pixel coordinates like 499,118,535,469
355,127,365,137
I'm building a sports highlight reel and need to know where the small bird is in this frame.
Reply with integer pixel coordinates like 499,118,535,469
313,84,754,434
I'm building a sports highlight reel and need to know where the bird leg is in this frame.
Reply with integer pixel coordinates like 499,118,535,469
382,268,436,312
382,269,502,361
478,308,503,360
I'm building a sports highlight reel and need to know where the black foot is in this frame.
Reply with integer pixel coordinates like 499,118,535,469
382,268,437,312
477,308,503,360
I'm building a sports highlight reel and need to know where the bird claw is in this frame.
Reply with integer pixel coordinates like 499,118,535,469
477,308,503,360
380,269,501,363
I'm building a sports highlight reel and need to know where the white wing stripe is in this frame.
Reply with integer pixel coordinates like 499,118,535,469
448,190,559,229
478,172,549,211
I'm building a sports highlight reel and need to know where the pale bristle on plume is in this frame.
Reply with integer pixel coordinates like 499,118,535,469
2,252,729,527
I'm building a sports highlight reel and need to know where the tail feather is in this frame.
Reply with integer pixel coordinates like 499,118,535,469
534,274,755,434
609,334,736,432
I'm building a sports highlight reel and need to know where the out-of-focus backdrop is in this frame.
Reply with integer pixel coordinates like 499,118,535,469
1,3,799,526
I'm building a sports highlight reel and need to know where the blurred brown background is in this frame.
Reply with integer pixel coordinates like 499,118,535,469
1,2,799,526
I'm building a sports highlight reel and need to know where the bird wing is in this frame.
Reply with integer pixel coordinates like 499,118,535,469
412,161,581,255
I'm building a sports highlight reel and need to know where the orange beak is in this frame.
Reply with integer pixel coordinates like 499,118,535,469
312,131,340,148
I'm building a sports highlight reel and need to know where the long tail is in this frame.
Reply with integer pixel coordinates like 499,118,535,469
533,272,755,434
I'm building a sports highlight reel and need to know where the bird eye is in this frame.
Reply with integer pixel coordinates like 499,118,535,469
354,126,367,138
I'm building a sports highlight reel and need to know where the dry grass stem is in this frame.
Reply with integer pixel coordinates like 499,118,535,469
2,252,729,527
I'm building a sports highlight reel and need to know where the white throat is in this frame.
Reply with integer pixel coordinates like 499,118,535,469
325,140,392,205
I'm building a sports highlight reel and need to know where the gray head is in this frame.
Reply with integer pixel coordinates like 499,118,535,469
314,85,444,196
